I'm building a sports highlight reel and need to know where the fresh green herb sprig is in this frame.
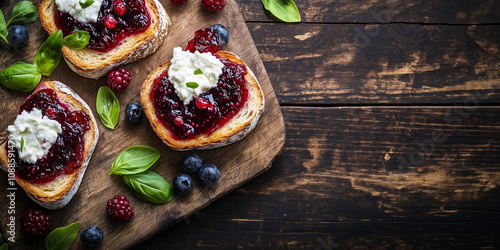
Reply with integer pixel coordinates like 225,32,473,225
123,170,174,204
80,0,95,9
34,30,64,77
20,137,24,152
109,146,174,204
186,82,199,89
7,1,38,26
0,1,39,43
0,11,8,44
0,30,90,92
109,146,161,175
96,86,120,129
262,0,301,23
45,222,80,250
0,62,41,92
63,30,91,50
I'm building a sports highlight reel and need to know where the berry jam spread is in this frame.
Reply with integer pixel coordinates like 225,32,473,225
186,28,220,54
55,0,151,53
8,89,90,184
151,28,249,140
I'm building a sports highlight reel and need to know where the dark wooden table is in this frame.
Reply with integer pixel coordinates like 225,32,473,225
135,0,500,248
0,0,498,248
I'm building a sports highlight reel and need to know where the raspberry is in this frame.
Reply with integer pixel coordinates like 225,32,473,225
105,15,117,29
170,0,187,4
106,195,134,221
201,0,226,12
107,67,131,92
21,209,51,237
114,0,126,16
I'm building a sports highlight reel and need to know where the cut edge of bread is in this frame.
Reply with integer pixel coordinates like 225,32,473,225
38,0,170,79
0,81,99,210
140,50,265,151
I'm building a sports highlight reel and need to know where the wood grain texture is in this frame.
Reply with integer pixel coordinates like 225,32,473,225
237,0,500,24
0,0,285,248
248,23,500,105
137,107,500,249
139,0,500,248
1,0,499,248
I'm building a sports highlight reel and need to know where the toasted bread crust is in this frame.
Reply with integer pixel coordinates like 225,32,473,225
38,0,170,79
141,51,265,150
0,81,99,209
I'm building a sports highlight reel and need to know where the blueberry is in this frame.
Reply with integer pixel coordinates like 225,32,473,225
199,163,220,185
8,25,29,48
80,226,104,247
182,153,203,173
210,24,229,46
173,173,193,194
125,103,143,124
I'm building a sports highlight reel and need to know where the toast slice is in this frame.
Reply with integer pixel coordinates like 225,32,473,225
0,81,99,209
38,0,170,79
141,50,265,150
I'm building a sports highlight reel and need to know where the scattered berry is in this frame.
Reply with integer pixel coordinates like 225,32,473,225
20,209,51,237
114,0,126,16
106,195,134,221
105,15,117,29
182,153,203,173
107,67,131,92
210,24,229,46
170,0,187,4
201,0,226,12
8,25,29,48
199,163,220,184
80,226,104,247
173,173,193,194
125,103,144,124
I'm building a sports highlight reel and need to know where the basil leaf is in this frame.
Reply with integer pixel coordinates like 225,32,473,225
109,145,160,175
80,0,95,9
262,0,301,23
0,243,7,250
63,30,90,49
194,68,203,75
186,82,199,88
123,171,174,204
34,30,63,76
0,10,8,43
0,62,41,92
96,86,120,129
7,1,39,26
45,221,80,250
20,137,24,152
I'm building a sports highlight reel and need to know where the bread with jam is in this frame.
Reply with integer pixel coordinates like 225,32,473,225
141,27,265,150
0,81,99,209
38,0,170,79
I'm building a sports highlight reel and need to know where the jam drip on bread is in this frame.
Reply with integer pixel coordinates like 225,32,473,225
8,89,90,184
55,0,151,52
151,28,249,140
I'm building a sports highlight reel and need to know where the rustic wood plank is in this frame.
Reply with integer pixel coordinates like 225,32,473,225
137,106,500,248
0,0,285,248
248,23,500,105
236,0,500,24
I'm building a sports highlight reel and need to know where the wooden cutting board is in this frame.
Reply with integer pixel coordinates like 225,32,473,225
0,0,285,248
